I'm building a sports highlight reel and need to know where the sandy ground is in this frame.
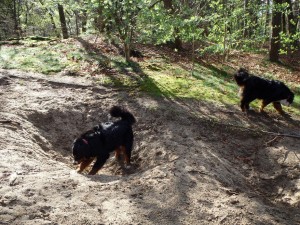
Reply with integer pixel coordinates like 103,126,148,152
0,68,299,225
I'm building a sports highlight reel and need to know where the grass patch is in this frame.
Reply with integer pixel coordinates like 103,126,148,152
141,64,238,104
102,58,300,115
0,38,299,116
0,44,68,74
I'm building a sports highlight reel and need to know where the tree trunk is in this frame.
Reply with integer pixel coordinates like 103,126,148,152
265,0,270,37
124,42,131,63
163,0,183,50
81,11,87,33
74,10,80,36
49,12,60,37
24,2,30,36
243,0,249,38
58,4,69,39
163,0,173,10
269,0,283,62
12,0,20,38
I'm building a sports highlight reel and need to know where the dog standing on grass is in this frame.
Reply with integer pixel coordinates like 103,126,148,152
234,68,294,114
72,106,136,175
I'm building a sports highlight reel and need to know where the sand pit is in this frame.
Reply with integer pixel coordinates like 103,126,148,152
0,69,299,224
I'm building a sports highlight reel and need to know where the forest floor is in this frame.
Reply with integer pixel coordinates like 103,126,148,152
0,37,300,224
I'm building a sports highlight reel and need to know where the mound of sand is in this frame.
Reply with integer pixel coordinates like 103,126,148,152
0,69,299,225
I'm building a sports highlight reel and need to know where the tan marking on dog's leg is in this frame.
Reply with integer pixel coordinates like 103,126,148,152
115,147,121,161
120,145,130,165
273,102,284,114
260,101,267,113
77,158,94,173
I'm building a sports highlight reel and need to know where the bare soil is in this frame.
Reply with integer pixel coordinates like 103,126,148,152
0,68,299,225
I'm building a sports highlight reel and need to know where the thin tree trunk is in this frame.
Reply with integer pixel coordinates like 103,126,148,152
12,0,20,38
269,0,283,62
74,11,79,36
58,4,69,39
243,0,249,38
50,12,59,37
163,0,183,50
81,11,87,33
265,0,270,37
24,2,30,36
124,42,130,62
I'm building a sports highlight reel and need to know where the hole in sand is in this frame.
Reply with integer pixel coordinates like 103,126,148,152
25,107,142,175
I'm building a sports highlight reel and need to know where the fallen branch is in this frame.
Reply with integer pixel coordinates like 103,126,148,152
208,120,300,139
261,130,300,138
264,136,281,147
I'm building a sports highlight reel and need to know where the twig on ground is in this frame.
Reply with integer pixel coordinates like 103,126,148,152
261,130,300,138
264,136,282,147
214,121,300,139
282,150,300,163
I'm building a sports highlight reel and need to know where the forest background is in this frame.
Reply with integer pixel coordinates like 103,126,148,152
1,0,299,63
1,2,300,224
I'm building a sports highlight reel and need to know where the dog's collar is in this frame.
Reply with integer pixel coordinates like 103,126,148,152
82,139,89,145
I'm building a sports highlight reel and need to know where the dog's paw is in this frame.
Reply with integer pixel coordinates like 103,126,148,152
76,168,83,173
124,164,131,169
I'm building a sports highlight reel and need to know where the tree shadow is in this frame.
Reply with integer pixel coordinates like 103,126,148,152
9,66,298,224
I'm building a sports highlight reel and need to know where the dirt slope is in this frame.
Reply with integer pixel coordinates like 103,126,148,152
0,69,299,225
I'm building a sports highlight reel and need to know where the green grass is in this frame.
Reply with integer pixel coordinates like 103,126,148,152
0,38,299,116
140,68,237,104
102,57,300,115
0,44,68,74
0,39,99,75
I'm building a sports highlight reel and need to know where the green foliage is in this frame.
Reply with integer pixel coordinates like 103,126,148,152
279,32,300,54
137,1,204,45
1,0,299,62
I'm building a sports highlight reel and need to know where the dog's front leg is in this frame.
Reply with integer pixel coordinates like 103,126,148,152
88,154,109,175
260,100,271,113
240,99,250,112
77,158,94,173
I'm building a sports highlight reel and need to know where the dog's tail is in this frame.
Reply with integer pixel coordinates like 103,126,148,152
109,106,136,125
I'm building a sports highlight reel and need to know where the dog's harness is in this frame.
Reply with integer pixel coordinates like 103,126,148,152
82,139,89,145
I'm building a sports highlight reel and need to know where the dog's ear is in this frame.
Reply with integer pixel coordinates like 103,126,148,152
234,68,250,86
237,68,250,81
238,68,248,73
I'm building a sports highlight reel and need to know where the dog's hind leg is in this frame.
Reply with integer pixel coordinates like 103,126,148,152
88,153,110,175
77,158,94,173
272,102,284,114
115,147,122,162
120,145,131,166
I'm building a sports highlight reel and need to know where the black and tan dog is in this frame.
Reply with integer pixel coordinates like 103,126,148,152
234,68,294,114
72,106,136,175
